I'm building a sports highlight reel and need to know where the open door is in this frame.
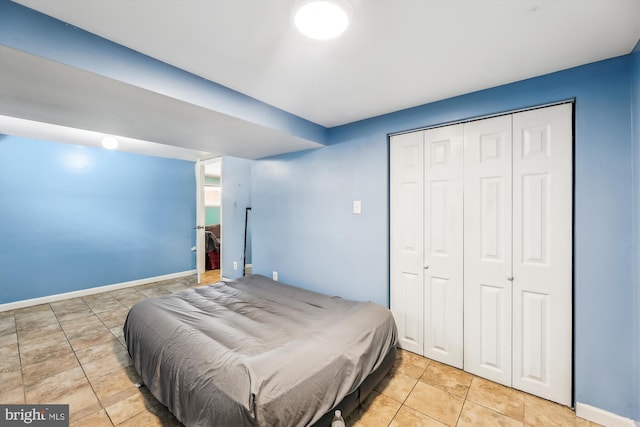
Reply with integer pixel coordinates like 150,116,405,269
195,157,222,284
195,160,206,284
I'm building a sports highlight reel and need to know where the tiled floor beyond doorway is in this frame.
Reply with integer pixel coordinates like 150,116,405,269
199,268,221,285
0,276,599,426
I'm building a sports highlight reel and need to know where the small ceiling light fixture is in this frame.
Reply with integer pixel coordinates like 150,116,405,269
101,135,119,150
293,0,351,40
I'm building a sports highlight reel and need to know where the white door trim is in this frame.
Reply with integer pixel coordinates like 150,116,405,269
388,100,575,138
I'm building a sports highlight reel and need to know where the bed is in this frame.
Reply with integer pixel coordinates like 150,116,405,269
124,274,398,426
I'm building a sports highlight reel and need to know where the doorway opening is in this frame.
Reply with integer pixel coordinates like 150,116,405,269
196,157,222,285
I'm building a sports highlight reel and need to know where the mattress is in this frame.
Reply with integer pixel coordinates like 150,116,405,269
124,274,398,426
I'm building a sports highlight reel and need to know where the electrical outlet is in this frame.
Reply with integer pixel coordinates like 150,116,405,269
272,271,278,281
233,261,238,270
353,200,362,214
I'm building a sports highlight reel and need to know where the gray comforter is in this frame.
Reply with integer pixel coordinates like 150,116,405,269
124,274,397,427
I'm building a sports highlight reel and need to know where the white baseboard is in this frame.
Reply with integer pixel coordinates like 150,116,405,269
576,402,638,427
0,270,196,312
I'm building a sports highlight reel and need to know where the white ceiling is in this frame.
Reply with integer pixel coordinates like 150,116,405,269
5,0,640,158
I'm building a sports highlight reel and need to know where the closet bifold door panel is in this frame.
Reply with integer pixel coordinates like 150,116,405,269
423,124,464,368
390,103,572,406
390,131,424,354
462,103,573,405
463,115,514,386
511,104,572,406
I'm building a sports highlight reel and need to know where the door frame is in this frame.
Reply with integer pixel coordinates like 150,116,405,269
195,157,222,283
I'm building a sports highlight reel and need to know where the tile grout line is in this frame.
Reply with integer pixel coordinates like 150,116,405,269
18,305,60,403
79,291,164,426
80,296,132,427
97,284,190,426
12,310,27,406
86,304,118,427
452,375,474,427
385,404,402,427
463,386,525,425
53,300,116,426
395,357,514,427
388,358,460,426
421,361,466,427
385,366,421,427
397,354,590,427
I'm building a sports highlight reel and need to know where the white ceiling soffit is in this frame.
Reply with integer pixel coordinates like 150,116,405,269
14,0,640,127
0,46,324,160
0,116,213,162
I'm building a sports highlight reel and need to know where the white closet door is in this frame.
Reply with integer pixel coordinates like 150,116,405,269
423,124,464,368
390,132,424,354
463,115,513,386
511,104,572,405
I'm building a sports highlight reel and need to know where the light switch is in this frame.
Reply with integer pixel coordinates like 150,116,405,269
353,200,362,214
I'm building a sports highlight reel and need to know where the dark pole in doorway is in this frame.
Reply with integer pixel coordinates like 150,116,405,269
243,207,251,276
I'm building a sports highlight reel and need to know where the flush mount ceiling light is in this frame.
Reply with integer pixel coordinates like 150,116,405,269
101,135,119,150
293,0,351,40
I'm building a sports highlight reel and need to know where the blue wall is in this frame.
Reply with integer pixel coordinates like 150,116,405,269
252,56,637,419
252,138,388,303
631,41,640,422
221,156,252,279
0,136,196,304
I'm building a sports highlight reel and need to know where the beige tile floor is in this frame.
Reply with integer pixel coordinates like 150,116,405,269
0,276,599,427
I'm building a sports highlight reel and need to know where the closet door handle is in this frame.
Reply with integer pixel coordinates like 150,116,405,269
507,275,514,281
424,265,430,270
